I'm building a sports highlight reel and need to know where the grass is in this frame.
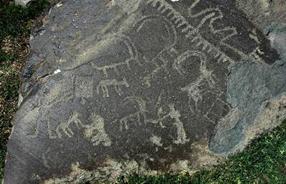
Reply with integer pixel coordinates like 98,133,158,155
0,1,286,183
118,120,286,184
0,0,50,179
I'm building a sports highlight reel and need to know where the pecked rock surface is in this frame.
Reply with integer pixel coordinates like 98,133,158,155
4,0,286,183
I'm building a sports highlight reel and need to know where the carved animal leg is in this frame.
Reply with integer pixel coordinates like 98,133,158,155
207,77,216,88
56,122,74,138
48,121,59,139
114,85,122,96
174,122,189,144
73,118,87,129
102,68,108,77
159,120,166,128
97,85,108,97
157,114,169,128
141,113,147,125
102,86,109,97
119,120,123,131
120,119,128,131
55,125,63,139
125,60,131,70
136,112,141,126
63,124,74,137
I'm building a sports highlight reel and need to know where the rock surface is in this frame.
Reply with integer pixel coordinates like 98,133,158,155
4,0,286,183
15,0,32,6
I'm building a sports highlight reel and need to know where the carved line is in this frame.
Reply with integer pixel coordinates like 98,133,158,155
96,78,129,98
91,35,140,77
135,15,178,86
204,92,231,124
168,104,189,144
118,96,148,131
134,15,178,63
188,0,239,47
87,114,112,146
42,147,51,168
148,104,189,144
178,50,217,112
48,112,86,139
146,0,240,64
143,55,169,87
173,50,206,75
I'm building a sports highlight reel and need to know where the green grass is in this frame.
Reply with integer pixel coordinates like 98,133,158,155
189,120,286,184
118,120,286,184
0,0,50,179
0,1,286,183
0,0,49,40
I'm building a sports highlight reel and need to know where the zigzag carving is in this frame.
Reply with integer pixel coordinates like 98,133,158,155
146,0,234,63
189,1,236,45
146,0,262,63
188,0,249,59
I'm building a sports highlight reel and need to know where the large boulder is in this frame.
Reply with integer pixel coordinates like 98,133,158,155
4,0,286,183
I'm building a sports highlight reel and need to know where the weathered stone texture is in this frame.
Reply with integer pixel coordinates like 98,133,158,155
4,0,286,183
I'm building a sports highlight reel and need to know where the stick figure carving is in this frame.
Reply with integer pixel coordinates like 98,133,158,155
177,50,216,113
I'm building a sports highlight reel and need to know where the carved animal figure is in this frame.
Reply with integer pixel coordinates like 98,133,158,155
118,96,148,131
97,78,129,97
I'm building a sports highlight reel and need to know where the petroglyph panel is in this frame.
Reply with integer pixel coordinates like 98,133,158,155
4,0,283,183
